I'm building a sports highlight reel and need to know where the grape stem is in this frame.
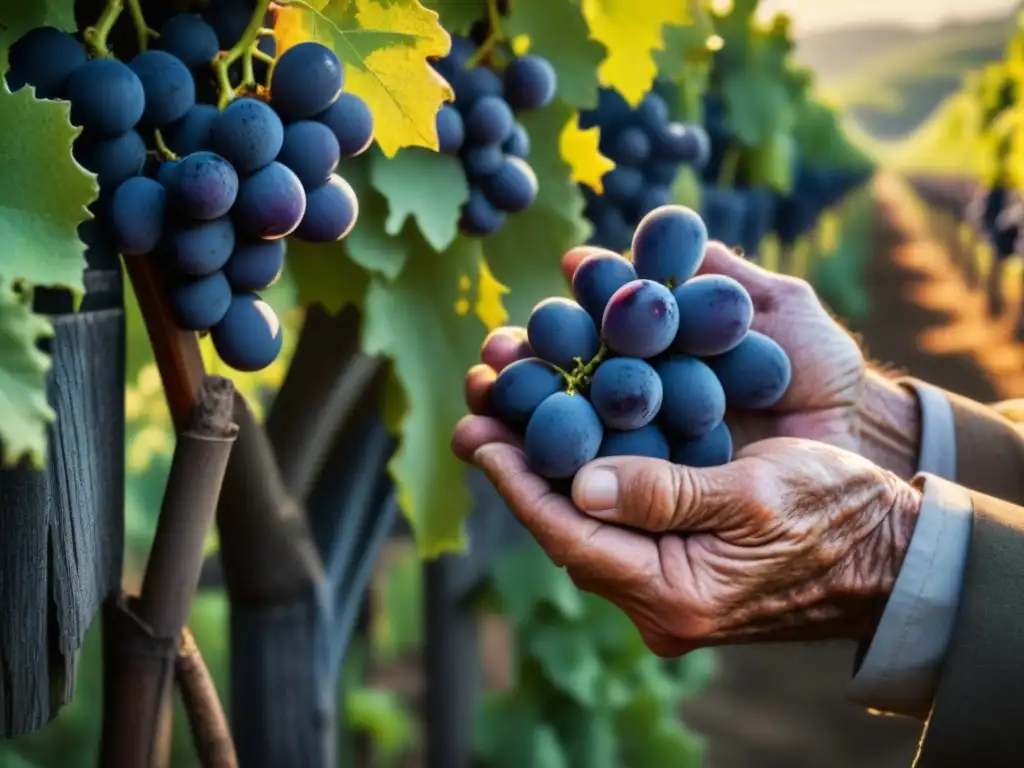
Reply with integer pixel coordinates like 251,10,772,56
563,343,608,394
126,0,159,52
211,0,273,108
467,0,504,68
82,0,124,58
153,129,179,161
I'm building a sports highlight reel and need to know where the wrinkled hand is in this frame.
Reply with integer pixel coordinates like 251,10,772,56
463,242,867,455
459,436,920,653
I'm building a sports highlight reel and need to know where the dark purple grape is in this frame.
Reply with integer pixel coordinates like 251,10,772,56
589,357,663,430
481,156,537,213
601,279,679,358
669,275,753,356
232,161,306,239
571,250,637,324
631,205,708,285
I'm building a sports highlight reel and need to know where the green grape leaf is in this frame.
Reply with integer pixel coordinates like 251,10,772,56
476,696,569,768
504,0,605,109
0,282,55,467
483,101,588,323
0,89,96,292
618,715,705,768
581,0,691,105
555,707,619,768
370,148,468,252
0,0,77,73
722,69,795,148
526,622,604,707
344,688,418,758
492,542,584,624
333,153,409,279
277,0,453,157
285,241,372,314
362,231,493,555
420,0,487,35
747,130,796,193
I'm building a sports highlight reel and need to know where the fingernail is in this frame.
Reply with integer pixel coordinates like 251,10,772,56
575,468,619,512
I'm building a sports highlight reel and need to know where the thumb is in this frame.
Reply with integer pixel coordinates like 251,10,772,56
572,455,739,533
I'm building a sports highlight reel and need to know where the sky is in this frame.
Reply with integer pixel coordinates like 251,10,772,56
752,0,1020,35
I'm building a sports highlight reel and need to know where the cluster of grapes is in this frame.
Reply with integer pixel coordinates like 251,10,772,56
489,205,792,480
430,36,556,236
7,15,372,372
578,87,710,254
701,95,871,254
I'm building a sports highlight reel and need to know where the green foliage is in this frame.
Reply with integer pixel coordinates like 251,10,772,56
0,283,55,466
370,149,469,251
478,542,713,768
0,85,95,465
0,88,96,292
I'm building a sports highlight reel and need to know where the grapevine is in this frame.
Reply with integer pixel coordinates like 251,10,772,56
0,0,874,765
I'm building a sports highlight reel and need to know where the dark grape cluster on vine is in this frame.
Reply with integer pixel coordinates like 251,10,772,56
430,35,557,236
7,4,373,373
490,205,791,481
577,87,710,254
700,93,871,255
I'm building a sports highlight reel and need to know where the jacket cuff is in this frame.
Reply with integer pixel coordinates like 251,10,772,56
846,474,972,719
899,378,957,481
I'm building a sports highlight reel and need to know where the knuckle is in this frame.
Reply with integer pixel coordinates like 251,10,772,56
621,462,688,531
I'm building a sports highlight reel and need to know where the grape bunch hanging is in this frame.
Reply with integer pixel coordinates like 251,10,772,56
430,34,557,236
578,87,710,254
489,205,792,481
7,6,373,372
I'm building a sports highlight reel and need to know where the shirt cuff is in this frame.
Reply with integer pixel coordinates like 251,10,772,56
846,474,972,719
899,378,957,480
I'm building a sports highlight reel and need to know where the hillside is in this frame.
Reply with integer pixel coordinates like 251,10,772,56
794,13,1014,139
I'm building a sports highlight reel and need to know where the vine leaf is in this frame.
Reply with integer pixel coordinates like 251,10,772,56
0,0,76,72
362,231,497,555
484,101,589,324
581,0,691,106
491,543,584,625
476,697,569,768
722,69,795,148
560,117,614,194
527,623,604,706
0,88,96,292
504,0,605,109
419,0,488,36
370,148,468,252
286,240,371,314
0,282,55,468
276,0,453,157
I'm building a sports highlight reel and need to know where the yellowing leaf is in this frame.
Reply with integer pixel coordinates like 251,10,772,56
276,0,453,157
475,257,509,331
560,117,614,194
581,0,692,105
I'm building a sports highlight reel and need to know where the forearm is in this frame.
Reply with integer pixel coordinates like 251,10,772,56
857,370,921,481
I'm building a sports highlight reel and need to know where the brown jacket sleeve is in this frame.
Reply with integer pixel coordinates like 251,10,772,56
915,489,1024,766
945,391,1024,504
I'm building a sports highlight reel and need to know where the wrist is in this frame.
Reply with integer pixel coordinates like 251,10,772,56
854,476,923,641
857,370,921,480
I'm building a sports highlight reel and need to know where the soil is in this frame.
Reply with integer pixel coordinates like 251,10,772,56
679,173,1021,768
